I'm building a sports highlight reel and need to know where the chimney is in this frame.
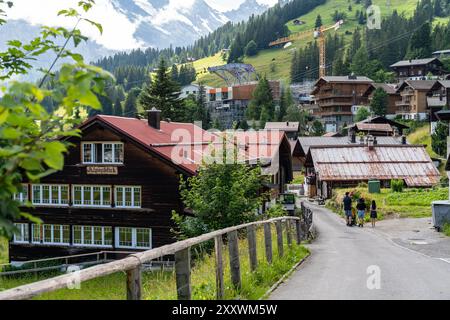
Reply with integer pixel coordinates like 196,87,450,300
401,135,407,145
147,108,161,130
367,135,375,150
349,130,356,143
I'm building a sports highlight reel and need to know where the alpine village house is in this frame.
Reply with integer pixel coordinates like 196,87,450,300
9,110,293,262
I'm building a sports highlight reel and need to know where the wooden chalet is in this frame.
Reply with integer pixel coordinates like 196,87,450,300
346,116,409,136
390,58,446,81
311,76,374,133
10,111,293,262
362,83,401,117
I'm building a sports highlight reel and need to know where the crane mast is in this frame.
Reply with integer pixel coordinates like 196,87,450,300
269,20,344,78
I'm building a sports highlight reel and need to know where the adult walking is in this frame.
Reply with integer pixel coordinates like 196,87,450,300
356,198,367,228
343,192,353,227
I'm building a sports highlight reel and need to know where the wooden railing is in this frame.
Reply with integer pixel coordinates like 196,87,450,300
0,213,313,301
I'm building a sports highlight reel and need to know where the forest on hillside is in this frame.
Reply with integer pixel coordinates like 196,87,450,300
291,0,450,82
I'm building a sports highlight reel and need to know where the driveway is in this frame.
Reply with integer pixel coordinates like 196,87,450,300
270,203,450,300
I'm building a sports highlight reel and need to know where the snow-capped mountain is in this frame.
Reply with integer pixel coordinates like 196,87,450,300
0,0,272,80
225,0,269,23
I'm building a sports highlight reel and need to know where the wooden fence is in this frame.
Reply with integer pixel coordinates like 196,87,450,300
0,211,313,300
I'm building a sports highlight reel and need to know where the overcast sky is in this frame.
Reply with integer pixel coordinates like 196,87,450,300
3,0,278,50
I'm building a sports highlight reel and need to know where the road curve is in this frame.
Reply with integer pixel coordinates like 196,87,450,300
269,203,450,300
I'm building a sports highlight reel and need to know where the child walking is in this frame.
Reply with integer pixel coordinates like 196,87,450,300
370,200,377,228
356,198,367,228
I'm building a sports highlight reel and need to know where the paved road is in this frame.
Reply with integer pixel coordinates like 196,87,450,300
270,203,450,300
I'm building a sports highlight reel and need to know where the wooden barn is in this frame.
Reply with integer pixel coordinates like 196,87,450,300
304,142,440,199
9,112,293,262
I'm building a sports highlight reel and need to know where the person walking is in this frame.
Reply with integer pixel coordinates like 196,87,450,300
356,198,367,228
343,192,353,227
370,200,377,228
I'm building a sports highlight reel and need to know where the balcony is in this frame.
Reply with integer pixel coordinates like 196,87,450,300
396,100,411,107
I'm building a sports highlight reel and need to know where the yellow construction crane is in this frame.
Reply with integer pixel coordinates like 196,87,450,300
269,20,344,78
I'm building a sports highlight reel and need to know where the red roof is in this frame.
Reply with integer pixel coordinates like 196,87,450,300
81,115,218,175
79,116,288,175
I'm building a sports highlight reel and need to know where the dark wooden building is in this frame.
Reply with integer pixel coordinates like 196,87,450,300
390,58,446,81
9,111,217,261
10,112,293,262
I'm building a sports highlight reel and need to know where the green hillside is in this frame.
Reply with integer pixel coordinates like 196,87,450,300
195,0,446,87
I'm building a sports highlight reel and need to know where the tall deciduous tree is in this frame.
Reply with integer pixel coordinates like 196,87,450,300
173,159,265,238
355,107,371,122
138,59,183,121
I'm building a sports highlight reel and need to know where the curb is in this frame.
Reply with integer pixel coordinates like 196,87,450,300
259,251,311,300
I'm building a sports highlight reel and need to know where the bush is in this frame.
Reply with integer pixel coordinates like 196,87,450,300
265,204,287,218
391,179,404,192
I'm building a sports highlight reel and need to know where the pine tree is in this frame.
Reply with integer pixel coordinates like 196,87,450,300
138,59,183,121
171,64,179,82
278,87,293,121
247,76,274,121
99,95,113,115
124,88,141,117
405,22,432,59
315,14,323,28
350,46,369,75
244,40,258,57
228,33,244,63
370,88,389,116
113,98,123,116
432,121,449,157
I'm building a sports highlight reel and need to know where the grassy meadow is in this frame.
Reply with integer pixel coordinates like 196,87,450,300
0,227,309,300
327,187,449,220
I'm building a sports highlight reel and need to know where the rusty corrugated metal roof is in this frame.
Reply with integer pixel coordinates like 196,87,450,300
309,145,440,187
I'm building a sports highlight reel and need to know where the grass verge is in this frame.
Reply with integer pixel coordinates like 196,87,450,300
0,238,7,265
443,223,450,237
0,227,309,300
326,187,448,220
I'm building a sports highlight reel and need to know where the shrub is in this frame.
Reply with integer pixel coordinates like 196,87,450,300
391,179,404,193
266,204,287,218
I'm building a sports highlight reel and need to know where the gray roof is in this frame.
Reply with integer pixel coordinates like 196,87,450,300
438,80,450,88
433,49,450,55
265,122,300,132
319,76,373,83
390,58,439,68
397,80,437,91
371,83,398,94
298,136,406,154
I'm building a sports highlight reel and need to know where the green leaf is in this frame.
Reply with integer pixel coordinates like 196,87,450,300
78,90,101,109
1,127,22,139
43,141,67,170
0,107,9,125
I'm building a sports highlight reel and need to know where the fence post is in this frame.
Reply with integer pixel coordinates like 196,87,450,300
286,220,292,247
214,235,225,300
126,265,142,300
247,225,258,272
175,248,191,300
275,221,284,258
228,230,241,290
295,220,302,244
264,223,273,264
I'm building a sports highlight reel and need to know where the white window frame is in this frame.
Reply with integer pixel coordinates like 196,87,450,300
31,184,69,206
81,142,124,165
13,184,29,204
31,224,70,246
13,223,29,243
72,185,111,208
114,186,142,208
115,227,152,249
72,225,113,248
